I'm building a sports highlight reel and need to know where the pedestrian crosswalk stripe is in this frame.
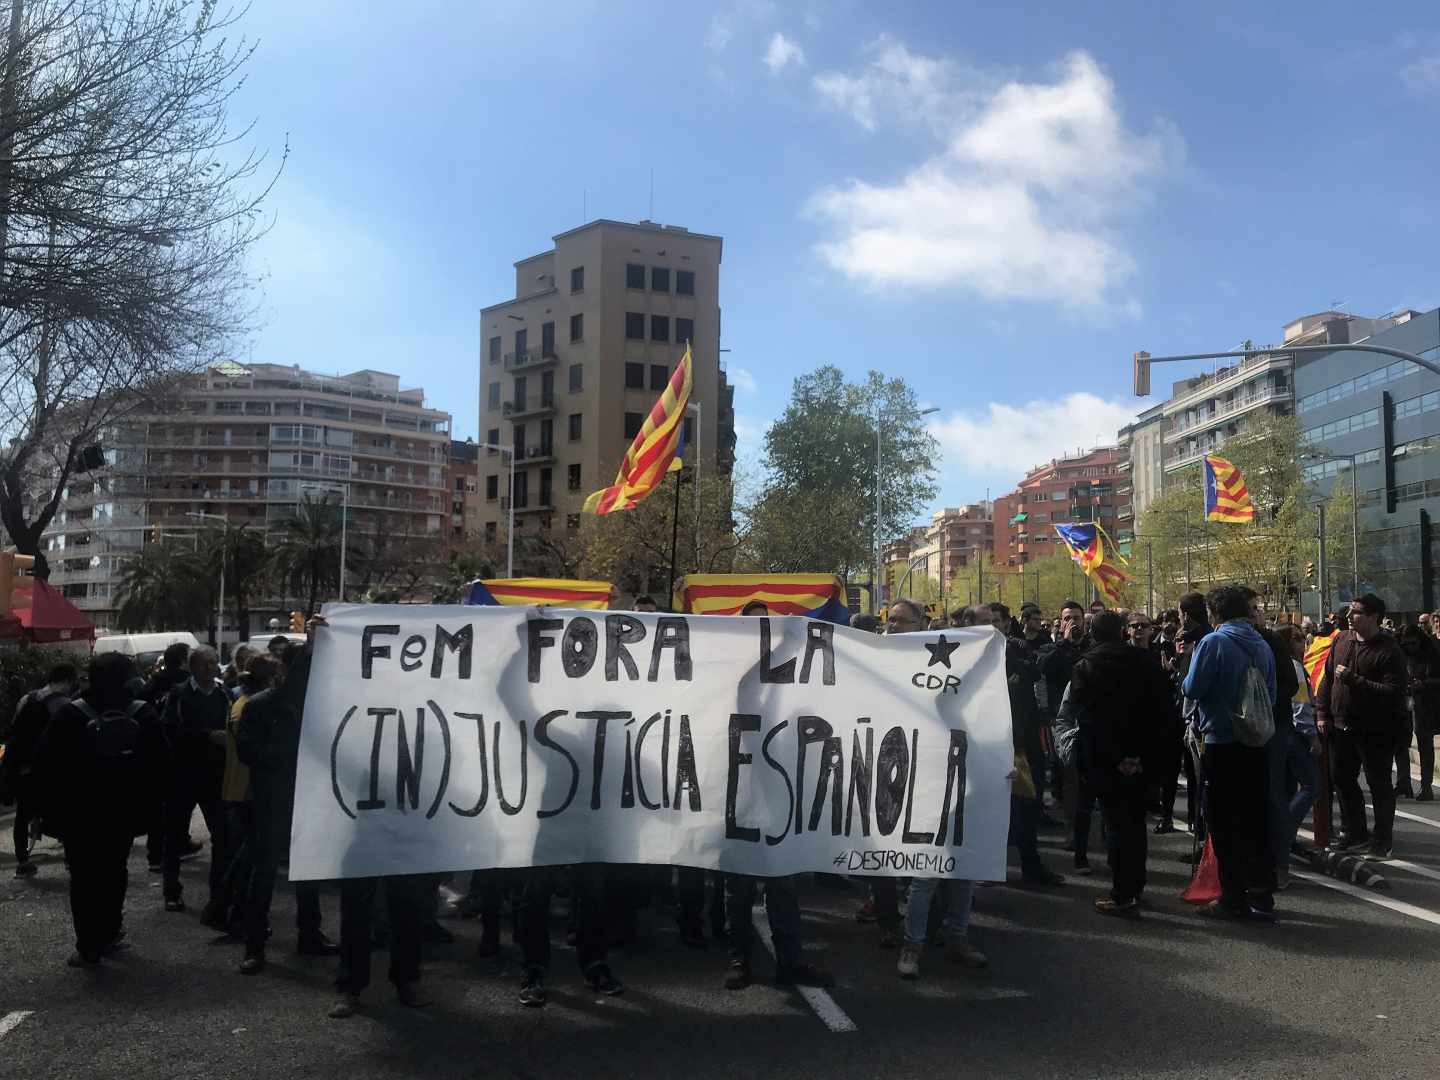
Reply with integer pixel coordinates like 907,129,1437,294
0,1012,33,1042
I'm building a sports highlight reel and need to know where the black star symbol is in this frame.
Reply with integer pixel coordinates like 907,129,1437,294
925,635,960,668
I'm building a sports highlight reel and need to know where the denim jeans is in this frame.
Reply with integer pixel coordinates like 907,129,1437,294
1281,729,1321,858
903,878,973,946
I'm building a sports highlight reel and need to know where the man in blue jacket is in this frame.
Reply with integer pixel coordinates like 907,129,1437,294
1181,584,1277,919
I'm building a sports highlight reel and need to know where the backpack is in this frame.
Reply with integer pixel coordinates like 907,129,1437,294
73,700,146,764
1234,662,1275,748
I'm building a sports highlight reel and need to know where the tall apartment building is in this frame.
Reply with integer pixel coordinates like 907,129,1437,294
40,363,451,630
882,503,994,598
477,220,733,544
992,447,1127,566
1115,403,1167,536
444,438,482,550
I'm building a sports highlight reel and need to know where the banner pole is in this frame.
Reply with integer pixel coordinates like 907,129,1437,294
666,469,683,609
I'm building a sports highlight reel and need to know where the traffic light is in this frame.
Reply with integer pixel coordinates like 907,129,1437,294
1133,350,1151,397
289,611,305,633
1305,561,1316,582
0,552,35,613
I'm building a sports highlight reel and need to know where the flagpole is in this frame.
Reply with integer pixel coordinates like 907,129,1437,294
666,467,683,610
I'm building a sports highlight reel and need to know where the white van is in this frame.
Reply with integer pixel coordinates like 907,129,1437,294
93,631,202,674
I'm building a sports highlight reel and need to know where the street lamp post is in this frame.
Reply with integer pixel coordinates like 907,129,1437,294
186,511,227,650
1302,450,1361,598
477,443,516,577
873,403,940,614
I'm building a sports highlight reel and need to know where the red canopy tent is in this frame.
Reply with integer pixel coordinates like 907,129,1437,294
11,578,96,645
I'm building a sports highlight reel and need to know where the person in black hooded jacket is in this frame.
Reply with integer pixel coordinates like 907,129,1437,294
1067,611,1175,918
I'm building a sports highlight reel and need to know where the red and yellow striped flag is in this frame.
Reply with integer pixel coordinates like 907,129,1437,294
583,345,692,515
1303,632,1335,695
1203,454,1255,523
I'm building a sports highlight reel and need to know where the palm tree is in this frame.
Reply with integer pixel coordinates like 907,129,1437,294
114,541,209,632
205,522,269,642
269,494,343,616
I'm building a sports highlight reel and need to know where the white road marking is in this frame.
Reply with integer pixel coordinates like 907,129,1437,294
1382,806,1440,831
749,908,856,1033
1290,870,1440,928
0,1011,33,1042
1297,829,1440,884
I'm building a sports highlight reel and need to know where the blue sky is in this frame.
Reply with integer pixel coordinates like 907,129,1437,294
232,1,1440,515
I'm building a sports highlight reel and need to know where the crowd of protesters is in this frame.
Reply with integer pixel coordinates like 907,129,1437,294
1,587,1435,1017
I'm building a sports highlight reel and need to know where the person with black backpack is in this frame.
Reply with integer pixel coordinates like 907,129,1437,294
142,641,194,872
1,663,79,877
31,652,168,967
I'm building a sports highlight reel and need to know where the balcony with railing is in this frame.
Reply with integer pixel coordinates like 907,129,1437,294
503,395,557,420
1164,383,1286,443
504,349,558,371
514,443,555,464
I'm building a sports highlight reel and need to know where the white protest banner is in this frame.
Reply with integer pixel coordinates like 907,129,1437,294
289,605,1013,882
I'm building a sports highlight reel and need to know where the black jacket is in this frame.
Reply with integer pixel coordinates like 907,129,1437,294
1259,627,1301,737
1066,642,1175,793
1003,636,1043,751
1038,637,1085,720
162,678,230,774
32,695,168,838
1316,630,1408,736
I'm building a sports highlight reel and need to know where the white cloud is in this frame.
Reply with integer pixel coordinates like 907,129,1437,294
927,392,1143,476
813,35,968,133
764,32,806,74
730,366,758,394
706,0,777,53
808,48,1181,309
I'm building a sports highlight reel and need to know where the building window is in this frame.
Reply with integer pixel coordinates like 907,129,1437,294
570,266,584,292
625,362,645,389
624,412,643,439
539,468,552,507
568,463,581,490
541,322,555,357
650,364,669,391
625,312,645,339
514,328,527,357
626,263,646,289
488,336,501,365
566,513,581,531
487,382,500,410
568,413,582,441
569,364,583,392
676,317,694,344
513,471,529,508
485,521,497,542
676,270,695,296
569,313,583,342
651,315,669,342
486,427,499,451
651,266,670,292
485,475,498,500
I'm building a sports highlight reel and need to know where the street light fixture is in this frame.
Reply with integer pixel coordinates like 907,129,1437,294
186,511,228,649
873,405,941,614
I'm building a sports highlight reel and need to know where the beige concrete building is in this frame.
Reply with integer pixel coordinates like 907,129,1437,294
41,363,451,630
882,503,994,599
477,219,733,543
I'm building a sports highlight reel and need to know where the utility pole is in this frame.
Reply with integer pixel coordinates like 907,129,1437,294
1316,504,1328,620
1147,540,1154,617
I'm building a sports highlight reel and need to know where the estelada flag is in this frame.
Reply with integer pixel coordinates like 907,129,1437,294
1304,632,1335,695
1053,523,1132,605
464,578,616,610
584,344,692,514
1204,454,1255,523
675,573,851,624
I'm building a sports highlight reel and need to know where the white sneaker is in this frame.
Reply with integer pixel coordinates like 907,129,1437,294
896,943,922,980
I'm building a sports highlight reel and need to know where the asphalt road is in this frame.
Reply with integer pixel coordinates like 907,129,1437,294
3,787,1440,1080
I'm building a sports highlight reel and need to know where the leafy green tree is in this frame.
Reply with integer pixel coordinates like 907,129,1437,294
269,495,343,616
748,367,939,582
114,540,209,632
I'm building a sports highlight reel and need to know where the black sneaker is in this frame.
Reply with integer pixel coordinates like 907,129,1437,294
66,951,102,968
1366,842,1393,861
518,970,547,1008
297,933,340,957
775,961,834,989
584,963,625,996
1095,897,1141,919
14,861,37,878
1022,866,1066,886
1338,834,1373,853
1418,788,1435,802
723,960,751,990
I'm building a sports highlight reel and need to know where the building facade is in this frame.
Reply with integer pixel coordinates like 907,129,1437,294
1293,306,1440,613
444,438,482,551
882,503,994,600
1115,403,1167,537
992,447,1127,566
477,219,734,545
41,363,451,630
